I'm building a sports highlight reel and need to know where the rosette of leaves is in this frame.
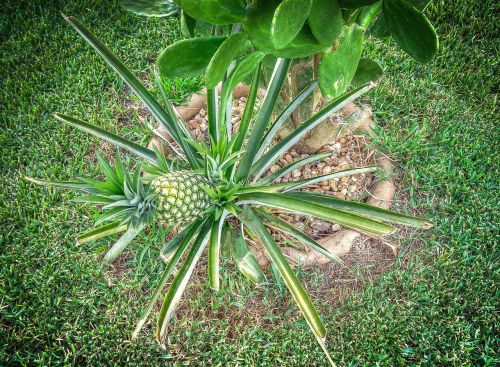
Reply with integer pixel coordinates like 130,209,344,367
125,0,438,99
26,16,431,365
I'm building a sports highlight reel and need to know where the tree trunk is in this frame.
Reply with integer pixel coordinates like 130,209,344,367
277,54,361,154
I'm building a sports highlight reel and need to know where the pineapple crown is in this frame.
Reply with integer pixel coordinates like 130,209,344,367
73,153,157,229
26,15,432,364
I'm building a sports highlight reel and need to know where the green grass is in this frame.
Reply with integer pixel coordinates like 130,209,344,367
1,0,498,366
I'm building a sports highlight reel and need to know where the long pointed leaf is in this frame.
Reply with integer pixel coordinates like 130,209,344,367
258,151,332,184
219,51,265,131
286,191,432,228
256,208,343,264
251,82,375,180
54,113,157,163
241,167,377,194
206,87,219,144
77,221,127,244
238,192,394,237
62,15,200,168
132,219,203,339
208,212,229,291
238,206,326,340
256,81,318,160
24,176,90,191
232,66,261,153
102,223,144,265
232,226,266,284
235,58,292,182
157,216,213,343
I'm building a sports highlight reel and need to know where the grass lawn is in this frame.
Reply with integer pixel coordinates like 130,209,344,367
1,1,497,366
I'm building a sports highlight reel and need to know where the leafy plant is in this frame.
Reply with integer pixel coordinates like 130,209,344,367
26,12,432,367
126,0,438,154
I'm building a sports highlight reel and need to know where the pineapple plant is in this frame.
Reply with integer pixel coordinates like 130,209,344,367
26,12,433,366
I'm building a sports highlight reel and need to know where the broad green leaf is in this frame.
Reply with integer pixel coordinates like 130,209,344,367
220,51,265,132
271,0,312,49
258,151,332,184
206,32,250,88
157,216,213,343
308,0,343,45
235,58,292,182
132,220,202,339
158,36,226,79
180,10,196,38
232,229,265,284
356,1,381,29
119,0,178,17
178,0,246,25
251,82,375,180
352,58,383,86
245,0,327,58
318,24,364,98
103,224,144,265
338,0,378,8
256,81,318,160
54,113,157,163
369,0,431,38
382,0,438,62
238,192,394,236
286,191,432,228
256,208,343,263
24,176,90,191
77,221,127,244
238,206,327,340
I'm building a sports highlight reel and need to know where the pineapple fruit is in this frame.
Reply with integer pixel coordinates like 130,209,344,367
151,170,212,225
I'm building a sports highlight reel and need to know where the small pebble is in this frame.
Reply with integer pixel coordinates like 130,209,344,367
292,169,301,178
322,166,332,174
331,224,341,231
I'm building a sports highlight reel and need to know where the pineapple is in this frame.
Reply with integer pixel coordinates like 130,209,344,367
151,170,212,225
27,16,431,365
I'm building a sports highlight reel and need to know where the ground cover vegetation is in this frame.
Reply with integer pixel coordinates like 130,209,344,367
0,0,498,366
